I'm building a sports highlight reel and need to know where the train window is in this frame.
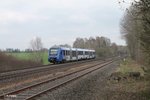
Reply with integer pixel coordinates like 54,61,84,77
50,48,58,55
65,50,67,55
93,52,95,55
65,50,68,55
65,50,69,56
66,51,68,55
63,50,70,56
72,51,76,57
90,52,92,56
85,51,89,55
67,51,70,55
62,50,65,55
78,51,83,55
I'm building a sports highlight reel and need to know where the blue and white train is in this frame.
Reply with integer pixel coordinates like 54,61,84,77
48,47,96,64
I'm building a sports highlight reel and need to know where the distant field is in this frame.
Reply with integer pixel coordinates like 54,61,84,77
6,52,49,65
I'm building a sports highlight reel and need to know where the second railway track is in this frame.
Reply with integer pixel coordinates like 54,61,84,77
0,58,102,81
0,58,118,100
0,58,105,95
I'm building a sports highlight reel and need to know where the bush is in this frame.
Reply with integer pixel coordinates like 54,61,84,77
96,47,112,57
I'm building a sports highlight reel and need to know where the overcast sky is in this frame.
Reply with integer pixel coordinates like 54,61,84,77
0,0,131,50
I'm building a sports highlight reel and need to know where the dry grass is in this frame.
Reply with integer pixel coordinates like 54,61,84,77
0,52,42,72
117,58,145,76
108,58,150,100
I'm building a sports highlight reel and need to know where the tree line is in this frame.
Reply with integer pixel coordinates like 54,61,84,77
73,36,127,57
120,0,150,68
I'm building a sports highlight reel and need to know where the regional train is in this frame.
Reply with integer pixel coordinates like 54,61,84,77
48,47,96,64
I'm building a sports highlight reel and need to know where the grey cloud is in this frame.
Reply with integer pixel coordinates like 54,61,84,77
0,0,125,49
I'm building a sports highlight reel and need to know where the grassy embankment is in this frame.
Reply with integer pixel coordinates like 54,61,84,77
7,52,49,65
0,52,44,72
110,58,150,99
117,59,145,76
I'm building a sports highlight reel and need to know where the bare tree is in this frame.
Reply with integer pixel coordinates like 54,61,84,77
120,0,150,66
73,36,121,57
73,38,85,48
30,36,43,64
30,37,43,51
111,43,118,56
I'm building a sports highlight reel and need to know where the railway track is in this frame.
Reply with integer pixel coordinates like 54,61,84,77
0,58,101,81
0,58,107,95
0,58,117,100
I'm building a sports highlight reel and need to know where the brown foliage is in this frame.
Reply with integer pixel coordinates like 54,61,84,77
0,52,42,73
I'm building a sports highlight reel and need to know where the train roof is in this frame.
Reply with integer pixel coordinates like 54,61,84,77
49,47,95,52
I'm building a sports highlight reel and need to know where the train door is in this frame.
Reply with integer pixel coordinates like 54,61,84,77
70,50,72,61
72,50,76,61
76,49,78,61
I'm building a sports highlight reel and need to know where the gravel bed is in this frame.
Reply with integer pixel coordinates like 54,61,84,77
36,61,120,100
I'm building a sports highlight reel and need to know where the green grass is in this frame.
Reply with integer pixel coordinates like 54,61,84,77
42,52,49,65
6,52,49,65
7,52,31,60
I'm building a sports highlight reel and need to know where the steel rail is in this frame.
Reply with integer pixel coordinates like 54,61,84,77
26,61,114,100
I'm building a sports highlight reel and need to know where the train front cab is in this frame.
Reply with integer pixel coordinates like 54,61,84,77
48,48,63,64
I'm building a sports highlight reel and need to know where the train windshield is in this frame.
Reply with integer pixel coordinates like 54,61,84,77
50,48,58,55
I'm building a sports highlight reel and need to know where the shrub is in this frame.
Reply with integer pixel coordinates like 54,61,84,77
0,52,42,73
